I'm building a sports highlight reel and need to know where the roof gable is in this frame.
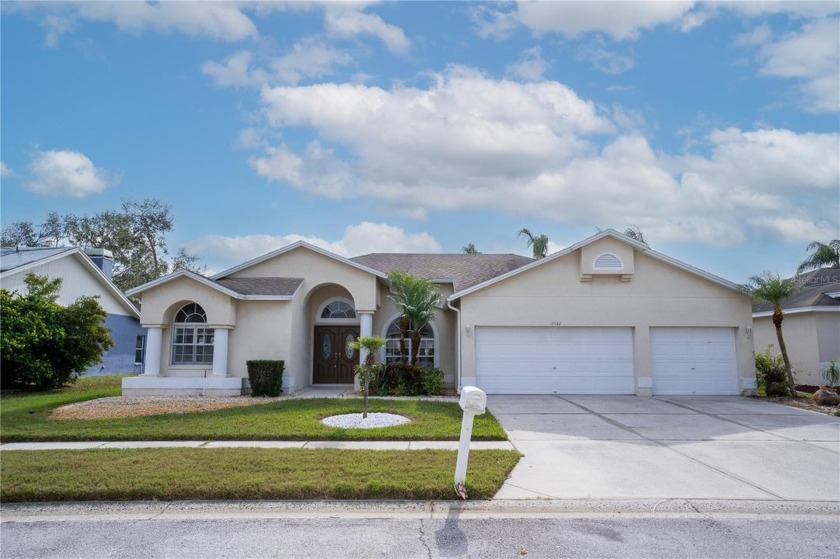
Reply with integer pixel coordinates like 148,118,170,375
126,270,302,300
449,229,744,301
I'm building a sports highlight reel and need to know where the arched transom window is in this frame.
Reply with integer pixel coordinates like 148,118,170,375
384,318,435,368
171,303,214,365
320,300,356,320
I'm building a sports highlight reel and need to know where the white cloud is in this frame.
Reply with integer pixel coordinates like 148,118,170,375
477,1,695,41
755,17,840,112
31,1,257,45
26,149,112,198
575,41,636,74
186,222,442,271
202,50,266,88
0,161,13,178
270,37,354,85
506,47,549,81
324,5,410,54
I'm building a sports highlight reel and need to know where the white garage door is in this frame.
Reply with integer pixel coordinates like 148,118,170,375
475,327,634,394
650,328,738,395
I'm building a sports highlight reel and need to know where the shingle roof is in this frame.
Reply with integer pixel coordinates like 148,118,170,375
0,247,74,273
214,277,303,297
349,253,534,291
752,267,840,312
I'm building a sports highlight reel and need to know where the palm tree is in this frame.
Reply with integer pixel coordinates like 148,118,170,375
349,336,386,418
745,272,797,396
797,240,840,273
462,244,480,254
387,270,439,365
518,228,550,259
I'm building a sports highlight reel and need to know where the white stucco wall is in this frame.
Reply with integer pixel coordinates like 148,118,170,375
754,311,840,385
458,241,754,395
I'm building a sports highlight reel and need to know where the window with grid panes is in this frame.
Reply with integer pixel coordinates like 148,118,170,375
171,303,214,365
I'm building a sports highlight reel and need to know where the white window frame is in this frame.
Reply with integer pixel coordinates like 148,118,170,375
379,312,439,368
315,297,360,325
170,303,214,366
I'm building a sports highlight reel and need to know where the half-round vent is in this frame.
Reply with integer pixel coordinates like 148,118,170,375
593,253,623,270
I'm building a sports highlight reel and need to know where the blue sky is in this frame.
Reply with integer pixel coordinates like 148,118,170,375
1,1,838,282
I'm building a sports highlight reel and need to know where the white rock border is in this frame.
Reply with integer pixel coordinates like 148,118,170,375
321,412,410,429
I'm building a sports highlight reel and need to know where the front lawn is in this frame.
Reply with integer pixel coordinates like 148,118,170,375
0,377,508,442
0,448,520,501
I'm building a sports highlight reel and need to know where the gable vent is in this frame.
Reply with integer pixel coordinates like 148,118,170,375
593,253,623,270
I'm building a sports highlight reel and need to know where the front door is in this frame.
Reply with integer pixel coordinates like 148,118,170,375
313,326,360,384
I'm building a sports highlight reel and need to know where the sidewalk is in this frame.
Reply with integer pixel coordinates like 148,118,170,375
0,440,515,451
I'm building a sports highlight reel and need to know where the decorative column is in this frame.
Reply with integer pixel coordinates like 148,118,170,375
212,328,229,376
143,327,162,376
358,312,374,364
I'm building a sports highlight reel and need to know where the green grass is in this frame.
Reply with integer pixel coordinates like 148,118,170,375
0,448,520,501
0,376,508,442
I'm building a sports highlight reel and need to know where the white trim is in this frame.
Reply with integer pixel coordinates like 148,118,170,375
315,296,360,325
753,306,840,318
448,229,744,301
378,311,440,368
126,269,300,301
1,247,140,319
210,241,388,280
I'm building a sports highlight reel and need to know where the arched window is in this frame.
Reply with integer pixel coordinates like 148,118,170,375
383,317,436,368
171,303,214,365
320,300,356,319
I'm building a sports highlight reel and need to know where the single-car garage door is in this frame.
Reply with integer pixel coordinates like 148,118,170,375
475,327,634,394
650,327,738,395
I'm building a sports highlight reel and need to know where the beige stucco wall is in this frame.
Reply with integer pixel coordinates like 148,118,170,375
1,256,130,316
227,299,293,379
754,311,840,385
459,247,754,394
580,237,636,277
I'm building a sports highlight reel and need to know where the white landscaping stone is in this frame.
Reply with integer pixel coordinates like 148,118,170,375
321,413,409,429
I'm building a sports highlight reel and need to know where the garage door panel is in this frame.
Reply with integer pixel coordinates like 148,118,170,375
475,327,634,394
651,327,738,395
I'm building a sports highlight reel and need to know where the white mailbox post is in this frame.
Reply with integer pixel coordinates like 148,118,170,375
454,386,487,499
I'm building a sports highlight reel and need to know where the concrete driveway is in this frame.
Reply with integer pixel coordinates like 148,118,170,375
488,395,840,502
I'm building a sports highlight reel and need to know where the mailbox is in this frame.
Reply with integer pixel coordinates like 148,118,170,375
458,386,487,415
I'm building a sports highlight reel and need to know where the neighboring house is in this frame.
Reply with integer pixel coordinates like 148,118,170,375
752,267,840,386
0,247,145,375
123,229,755,397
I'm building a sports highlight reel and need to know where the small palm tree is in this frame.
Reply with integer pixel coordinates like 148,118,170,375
349,336,386,418
797,240,840,273
388,270,439,365
518,228,549,259
462,244,480,254
745,272,797,396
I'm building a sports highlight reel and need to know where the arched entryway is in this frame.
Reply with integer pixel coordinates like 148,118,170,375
312,296,360,384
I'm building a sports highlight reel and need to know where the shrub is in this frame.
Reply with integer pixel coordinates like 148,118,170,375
246,360,284,397
755,346,792,397
370,363,445,396
822,359,840,387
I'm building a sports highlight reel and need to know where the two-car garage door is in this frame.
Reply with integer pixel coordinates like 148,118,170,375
475,327,635,394
475,326,738,395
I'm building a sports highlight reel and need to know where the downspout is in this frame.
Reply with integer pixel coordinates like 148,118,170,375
447,297,462,394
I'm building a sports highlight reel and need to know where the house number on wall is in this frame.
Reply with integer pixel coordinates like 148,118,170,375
549,321,562,327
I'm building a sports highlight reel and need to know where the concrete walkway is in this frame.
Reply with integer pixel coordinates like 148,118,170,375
0,440,513,451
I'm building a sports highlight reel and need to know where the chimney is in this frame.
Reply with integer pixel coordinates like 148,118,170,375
85,248,114,279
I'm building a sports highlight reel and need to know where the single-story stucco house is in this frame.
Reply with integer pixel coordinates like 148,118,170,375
0,246,146,375
122,229,755,397
753,267,840,386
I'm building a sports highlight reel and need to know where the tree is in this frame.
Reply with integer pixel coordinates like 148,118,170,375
518,228,549,259
387,270,440,365
623,226,647,244
1,273,114,390
797,240,840,273
1,198,205,291
349,336,386,418
462,244,481,254
744,271,797,396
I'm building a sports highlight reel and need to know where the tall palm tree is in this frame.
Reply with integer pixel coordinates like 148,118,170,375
518,228,550,259
745,271,797,396
797,240,840,273
462,243,480,254
387,270,439,365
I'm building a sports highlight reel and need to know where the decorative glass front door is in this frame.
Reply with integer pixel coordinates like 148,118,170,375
313,326,360,384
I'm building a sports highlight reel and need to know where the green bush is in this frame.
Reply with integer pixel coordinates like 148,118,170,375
246,360,284,397
755,346,791,397
369,363,445,396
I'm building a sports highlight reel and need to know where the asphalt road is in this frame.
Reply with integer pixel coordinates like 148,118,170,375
3,505,838,558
